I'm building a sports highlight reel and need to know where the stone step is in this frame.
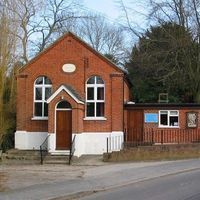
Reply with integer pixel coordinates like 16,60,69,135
1,149,74,165
2,154,40,160
1,159,40,165
6,149,40,156
45,155,69,160
42,154,70,164
1,149,41,164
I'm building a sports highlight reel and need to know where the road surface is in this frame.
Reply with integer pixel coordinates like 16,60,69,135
81,169,200,200
1,159,200,200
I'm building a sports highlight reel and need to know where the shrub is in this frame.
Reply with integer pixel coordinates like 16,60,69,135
0,131,14,152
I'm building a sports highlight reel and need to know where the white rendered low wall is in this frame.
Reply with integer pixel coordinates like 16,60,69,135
15,131,48,150
48,133,56,153
15,131,124,157
73,131,124,157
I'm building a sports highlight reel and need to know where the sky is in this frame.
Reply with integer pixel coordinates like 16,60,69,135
83,0,149,29
83,0,121,21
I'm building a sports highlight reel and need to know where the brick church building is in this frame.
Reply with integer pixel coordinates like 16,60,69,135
15,32,130,157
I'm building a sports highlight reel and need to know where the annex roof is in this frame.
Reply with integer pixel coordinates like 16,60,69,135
124,103,200,109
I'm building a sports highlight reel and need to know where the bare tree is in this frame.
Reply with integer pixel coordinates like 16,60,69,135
148,0,200,37
0,1,19,145
78,14,108,52
33,0,85,53
2,0,41,63
2,0,85,63
115,0,146,38
76,14,127,64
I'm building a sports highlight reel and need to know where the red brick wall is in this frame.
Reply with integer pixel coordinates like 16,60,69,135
124,108,200,144
110,73,124,131
16,33,127,133
16,75,27,130
124,81,130,103
144,109,200,130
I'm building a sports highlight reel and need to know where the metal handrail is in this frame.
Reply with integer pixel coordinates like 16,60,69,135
69,135,76,165
40,135,50,165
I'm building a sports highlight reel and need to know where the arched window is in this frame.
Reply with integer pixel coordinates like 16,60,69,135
34,76,52,117
86,76,105,118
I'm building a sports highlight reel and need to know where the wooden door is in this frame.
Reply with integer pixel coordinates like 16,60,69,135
56,110,72,150
127,110,144,142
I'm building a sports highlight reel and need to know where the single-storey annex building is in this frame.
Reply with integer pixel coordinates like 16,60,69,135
124,103,200,144
15,32,130,157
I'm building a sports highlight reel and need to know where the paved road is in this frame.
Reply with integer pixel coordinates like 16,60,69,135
81,169,200,200
1,159,200,200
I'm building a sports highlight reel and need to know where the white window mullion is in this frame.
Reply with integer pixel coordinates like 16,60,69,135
94,102,97,117
104,86,105,101
94,85,97,117
42,102,44,117
167,111,170,126
42,86,45,117
37,79,45,117
95,76,97,84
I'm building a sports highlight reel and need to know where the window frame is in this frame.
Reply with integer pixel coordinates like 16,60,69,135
33,76,52,119
159,110,179,128
85,76,106,120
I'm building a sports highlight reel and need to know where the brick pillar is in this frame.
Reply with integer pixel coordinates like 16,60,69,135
48,102,54,133
110,73,124,132
16,74,27,130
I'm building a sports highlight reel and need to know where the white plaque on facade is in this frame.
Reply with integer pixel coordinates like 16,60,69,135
187,112,198,128
62,64,76,73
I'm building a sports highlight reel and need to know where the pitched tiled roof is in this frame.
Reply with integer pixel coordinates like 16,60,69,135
62,84,84,102
47,84,84,104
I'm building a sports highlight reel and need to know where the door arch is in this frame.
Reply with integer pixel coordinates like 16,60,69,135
56,100,72,150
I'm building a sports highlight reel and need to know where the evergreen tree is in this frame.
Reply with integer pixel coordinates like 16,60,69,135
126,22,194,103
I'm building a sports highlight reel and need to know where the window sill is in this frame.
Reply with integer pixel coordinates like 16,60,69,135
83,117,107,121
158,126,179,128
31,117,48,121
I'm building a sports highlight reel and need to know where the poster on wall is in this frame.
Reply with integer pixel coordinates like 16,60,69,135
145,113,158,123
187,112,198,128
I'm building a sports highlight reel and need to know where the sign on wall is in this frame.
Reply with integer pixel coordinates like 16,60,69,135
62,64,76,73
145,113,158,123
187,112,198,128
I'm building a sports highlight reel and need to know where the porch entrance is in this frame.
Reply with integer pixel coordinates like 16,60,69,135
56,101,72,150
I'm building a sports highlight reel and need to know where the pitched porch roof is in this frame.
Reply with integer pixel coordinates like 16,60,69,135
47,84,84,104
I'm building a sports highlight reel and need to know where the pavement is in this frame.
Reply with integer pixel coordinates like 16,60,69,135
0,156,200,200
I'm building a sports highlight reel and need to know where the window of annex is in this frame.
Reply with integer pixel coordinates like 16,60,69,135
159,110,179,128
86,76,105,119
34,76,52,118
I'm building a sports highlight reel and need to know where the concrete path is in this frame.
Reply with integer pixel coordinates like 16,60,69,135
0,158,200,200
